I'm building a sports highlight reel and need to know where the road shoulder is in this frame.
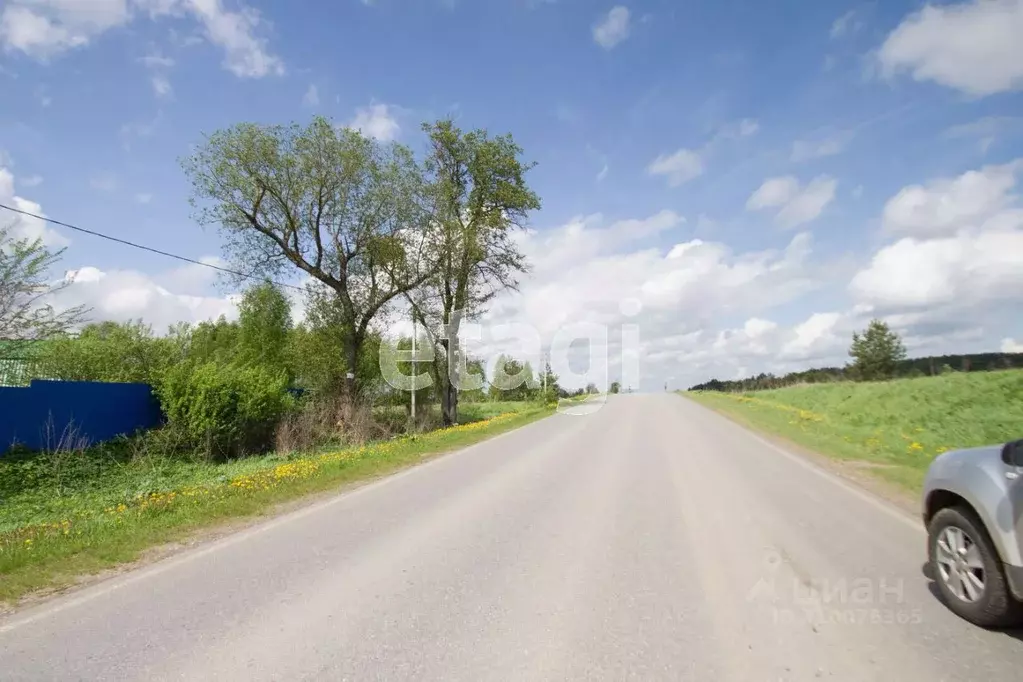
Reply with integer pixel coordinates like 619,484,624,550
678,393,920,518
1,408,553,615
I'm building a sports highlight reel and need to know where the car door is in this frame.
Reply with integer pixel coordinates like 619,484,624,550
1005,440,1023,566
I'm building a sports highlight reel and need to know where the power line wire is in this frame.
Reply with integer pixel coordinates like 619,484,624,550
0,202,305,292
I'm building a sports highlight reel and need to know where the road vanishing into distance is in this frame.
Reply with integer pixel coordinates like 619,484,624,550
2,394,1022,680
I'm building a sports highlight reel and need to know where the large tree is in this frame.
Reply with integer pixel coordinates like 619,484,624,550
848,319,907,381
0,226,86,361
411,120,541,424
182,116,431,397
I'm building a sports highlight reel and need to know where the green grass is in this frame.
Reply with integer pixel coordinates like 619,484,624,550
0,405,551,606
686,369,1023,492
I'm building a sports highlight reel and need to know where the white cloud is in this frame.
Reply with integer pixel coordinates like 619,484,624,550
790,132,852,162
20,174,42,188
593,6,630,49
135,192,153,204
350,103,400,142
784,312,843,358
944,116,1023,140
881,160,1020,236
647,149,703,187
139,50,174,68
302,83,319,108
747,175,837,228
830,10,862,39
852,158,1023,322
0,165,67,247
850,227,1023,309
184,0,284,78
57,265,238,332
157,255,228,295
878,0,1023,96
944,116,1023,153
151,74,172,98
596,163,609,182
1002,338,1023,352
747,176,799,209
0,1,129,58
487,212,820,372
0,0,283,78
777,177,838,229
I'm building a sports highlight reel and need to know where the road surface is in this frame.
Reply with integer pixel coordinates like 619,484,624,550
2,394,1022,680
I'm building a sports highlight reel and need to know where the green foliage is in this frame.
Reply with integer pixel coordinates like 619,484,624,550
488,355,539,401
610,381,621,394
415,119,542,424
39,320,182,385
848,319,907,381
289,286,383,397
184,316,241,366
181,116,429,396
533,360,560,404
0,227,88,361
158,361,294,459
237,281,293,373
691,369,1023,492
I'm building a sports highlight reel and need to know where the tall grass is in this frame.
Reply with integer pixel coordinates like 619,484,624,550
687,369,1023,491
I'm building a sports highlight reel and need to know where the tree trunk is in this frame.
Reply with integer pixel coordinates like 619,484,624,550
437,338,459,426
344,333,361,400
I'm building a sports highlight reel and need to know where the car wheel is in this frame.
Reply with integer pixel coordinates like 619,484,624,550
928,506,1023,628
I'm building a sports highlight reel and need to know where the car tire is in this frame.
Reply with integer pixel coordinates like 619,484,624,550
928,506,1023,628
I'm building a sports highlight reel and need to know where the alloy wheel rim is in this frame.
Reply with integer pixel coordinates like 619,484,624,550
936,526,986,603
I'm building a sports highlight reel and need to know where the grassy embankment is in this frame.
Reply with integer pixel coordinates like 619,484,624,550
687,369,1023,493
0,401,549,606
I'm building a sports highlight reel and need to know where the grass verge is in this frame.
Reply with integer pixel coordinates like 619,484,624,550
0,406,552,607
685,369,1023,493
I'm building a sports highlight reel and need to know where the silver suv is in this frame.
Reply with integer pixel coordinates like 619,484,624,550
923,439,1023,627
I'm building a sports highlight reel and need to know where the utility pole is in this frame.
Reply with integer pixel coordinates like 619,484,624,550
542,350,547,396
411,313,417,425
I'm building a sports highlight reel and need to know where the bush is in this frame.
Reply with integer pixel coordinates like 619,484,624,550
274,395,386,454
158,362,294,459
39,320,182,386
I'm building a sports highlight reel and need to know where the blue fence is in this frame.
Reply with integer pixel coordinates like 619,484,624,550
0,380,162,455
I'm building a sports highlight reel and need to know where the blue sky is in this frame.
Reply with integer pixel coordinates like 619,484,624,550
2,0,1023,388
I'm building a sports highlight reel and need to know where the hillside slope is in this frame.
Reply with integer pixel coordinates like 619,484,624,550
687,369,1023,491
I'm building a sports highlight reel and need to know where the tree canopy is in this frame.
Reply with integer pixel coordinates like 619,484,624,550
848,319,907,381
411,120,541,424
181,116,432,395
0,227,86,360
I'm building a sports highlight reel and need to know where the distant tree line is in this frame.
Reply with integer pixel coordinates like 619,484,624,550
689,319,1023,392
689,352,1023,393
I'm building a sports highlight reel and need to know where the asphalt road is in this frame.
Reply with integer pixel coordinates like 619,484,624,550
3,394,1023,680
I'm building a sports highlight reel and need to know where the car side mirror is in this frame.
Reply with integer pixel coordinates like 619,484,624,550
1001,440,1023,467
